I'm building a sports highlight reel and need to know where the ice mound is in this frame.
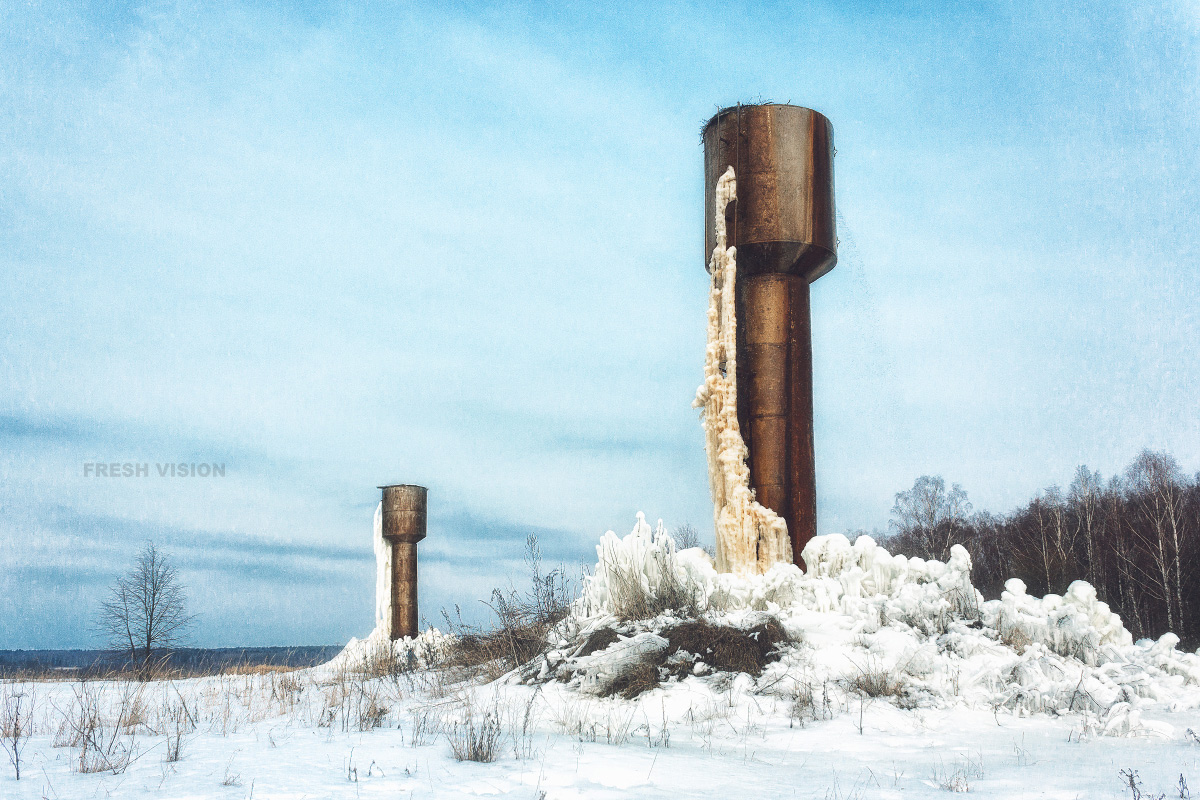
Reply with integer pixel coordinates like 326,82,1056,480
562,514,1200,736
323,625,451,676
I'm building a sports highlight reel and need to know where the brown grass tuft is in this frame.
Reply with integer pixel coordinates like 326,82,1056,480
576,628,620,658
664,618,788,676
599,662,661,700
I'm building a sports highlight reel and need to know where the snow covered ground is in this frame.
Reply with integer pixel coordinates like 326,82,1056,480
6,519,1200,799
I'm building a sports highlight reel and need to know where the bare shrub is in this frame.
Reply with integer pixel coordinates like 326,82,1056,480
846,658,906,700
269,671,305,715
221,761,242,787
443,533,577,677
504,690,541,760
66,680,140,774
672,524,700,550
119,686,148,733
446,703,502,763
409,705,446,746
317,670,388,732
1,685,33,780
353,682,390,732
161,695,194,763
932,752,984,793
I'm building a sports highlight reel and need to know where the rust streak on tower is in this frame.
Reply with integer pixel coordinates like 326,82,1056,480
703,104,836,569
379,484,427,639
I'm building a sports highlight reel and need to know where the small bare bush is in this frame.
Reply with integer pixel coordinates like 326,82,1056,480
161,695,194,763
672,524,700,549
447,704,502,763
66,680,140,774
443,534,577,677
846,658,907,700
790,679,834,727
1,685,34,780
409,705,446,746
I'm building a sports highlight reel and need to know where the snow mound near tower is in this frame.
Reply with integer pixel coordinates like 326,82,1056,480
553,514,1200,736
321,625,452,677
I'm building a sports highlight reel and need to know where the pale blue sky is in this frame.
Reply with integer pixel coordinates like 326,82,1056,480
2,0,1197,648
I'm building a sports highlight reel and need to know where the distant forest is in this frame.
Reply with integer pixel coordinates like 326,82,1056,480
882,449,1200,648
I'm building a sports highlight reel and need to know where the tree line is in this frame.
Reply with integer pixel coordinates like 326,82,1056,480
885,449,1200,647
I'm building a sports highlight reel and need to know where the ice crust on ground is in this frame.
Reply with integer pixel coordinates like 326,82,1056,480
692,166,792,575
561,514,1200,735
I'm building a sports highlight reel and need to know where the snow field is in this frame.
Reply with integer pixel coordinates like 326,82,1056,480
5,652,1200,798
7,515,1200,798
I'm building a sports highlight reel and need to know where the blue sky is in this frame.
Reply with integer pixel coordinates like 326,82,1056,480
2,0,1197,648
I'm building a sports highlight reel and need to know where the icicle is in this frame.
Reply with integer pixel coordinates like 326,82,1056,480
693,166,792,576
372,501,392,637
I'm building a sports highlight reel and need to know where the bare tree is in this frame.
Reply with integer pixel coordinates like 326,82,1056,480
890,475,972,562
1126,450,1187,634
672,523,700,550
1069,466,1104,595
99,543,194,666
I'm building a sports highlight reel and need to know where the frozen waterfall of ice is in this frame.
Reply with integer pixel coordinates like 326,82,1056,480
693,166,792,575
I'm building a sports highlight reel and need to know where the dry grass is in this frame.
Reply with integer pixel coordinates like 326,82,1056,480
446,703,502,763
576,627,620,658
442,534,577,679
583,618,792,700
664,619,788,676
599,662,661,700
223,664,298,676
845,658,908,699
600,541,703,622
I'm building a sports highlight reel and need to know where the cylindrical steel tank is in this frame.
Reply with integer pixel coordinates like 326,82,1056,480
702,104,836,568
379,484,427,639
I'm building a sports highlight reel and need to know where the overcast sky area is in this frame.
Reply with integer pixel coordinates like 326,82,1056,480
2,0,1198,649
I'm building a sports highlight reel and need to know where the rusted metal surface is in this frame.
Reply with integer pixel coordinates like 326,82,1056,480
379,484,427,639
703,104,836,281
703,104,836,568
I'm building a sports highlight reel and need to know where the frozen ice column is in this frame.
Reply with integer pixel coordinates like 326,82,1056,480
702,104,837,568
379,484,427,639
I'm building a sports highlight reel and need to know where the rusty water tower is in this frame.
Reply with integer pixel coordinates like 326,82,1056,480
379,483,427,639
703,104,836,567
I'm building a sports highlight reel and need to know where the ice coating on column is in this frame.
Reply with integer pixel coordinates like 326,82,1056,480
693,166,793,575
372,501,392,636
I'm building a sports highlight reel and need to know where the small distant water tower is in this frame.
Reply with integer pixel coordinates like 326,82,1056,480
702,104,836,567
379,484,427,639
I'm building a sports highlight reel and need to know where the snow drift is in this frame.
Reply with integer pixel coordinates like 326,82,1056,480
553,514,1200,736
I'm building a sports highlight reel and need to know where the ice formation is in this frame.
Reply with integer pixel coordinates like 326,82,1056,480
560,514,1200,735
373,502,392,636
693,166,792,575
576,512,698,620
322,625,451,676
